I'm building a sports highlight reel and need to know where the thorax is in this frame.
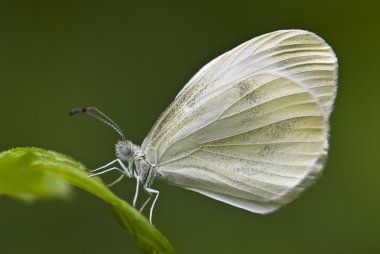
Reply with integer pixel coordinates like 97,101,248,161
115,140,157,188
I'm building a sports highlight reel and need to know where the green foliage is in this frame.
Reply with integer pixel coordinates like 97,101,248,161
0,147,175,254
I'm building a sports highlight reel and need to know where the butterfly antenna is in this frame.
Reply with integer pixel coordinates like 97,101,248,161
69,106,126,139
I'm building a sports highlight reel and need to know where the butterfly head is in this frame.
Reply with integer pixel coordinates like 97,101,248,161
115,140,139,162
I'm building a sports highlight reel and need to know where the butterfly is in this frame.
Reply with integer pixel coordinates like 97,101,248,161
70,30,337,223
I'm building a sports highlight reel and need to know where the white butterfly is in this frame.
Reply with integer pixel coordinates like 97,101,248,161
71,29,337,223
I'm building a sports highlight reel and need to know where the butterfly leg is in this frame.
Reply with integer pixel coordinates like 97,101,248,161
88,159,132,188
145,187,159,224
90,159,119,173
88,166,125,177
90,159,131,176
89,166,130,187
132,174,140,207
106,174,125,187
138,196,151,213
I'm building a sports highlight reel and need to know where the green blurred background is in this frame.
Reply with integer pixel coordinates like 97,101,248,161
1,0,379,253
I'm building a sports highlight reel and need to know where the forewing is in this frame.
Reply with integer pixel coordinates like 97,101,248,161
141,30,337,213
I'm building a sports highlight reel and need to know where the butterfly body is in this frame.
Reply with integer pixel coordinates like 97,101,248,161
115,140,157,189
75,29,337,222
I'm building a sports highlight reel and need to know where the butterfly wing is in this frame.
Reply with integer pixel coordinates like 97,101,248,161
141,30,337,213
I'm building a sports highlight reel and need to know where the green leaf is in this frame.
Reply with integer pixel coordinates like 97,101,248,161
0,147,175,254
